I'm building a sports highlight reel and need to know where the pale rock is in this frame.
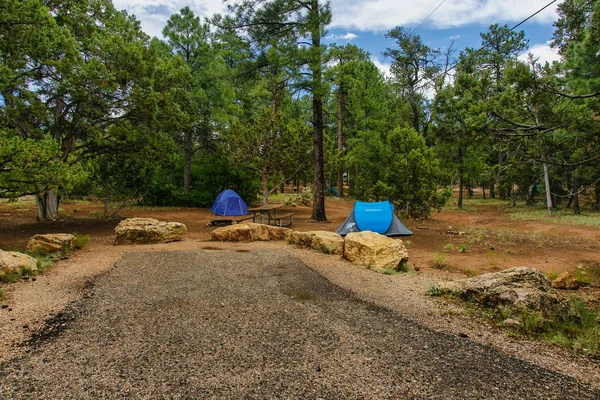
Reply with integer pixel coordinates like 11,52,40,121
343,231,409,273
25,233,77,255
444,267,569,316
211,223,291,242
0,249,38,279
115,218,187,244
288,231,344,255
502,318,523,328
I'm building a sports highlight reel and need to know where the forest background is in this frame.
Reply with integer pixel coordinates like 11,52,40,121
1,0,599,221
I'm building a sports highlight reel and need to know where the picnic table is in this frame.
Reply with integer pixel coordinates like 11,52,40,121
247,204,283,224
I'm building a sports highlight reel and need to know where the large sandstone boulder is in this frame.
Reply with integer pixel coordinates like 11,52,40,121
25,233,77,255
343,231,409,273
115,218,187,244
0,249,38,279
211,223,291,242
445,267,569,316
287,231,344,255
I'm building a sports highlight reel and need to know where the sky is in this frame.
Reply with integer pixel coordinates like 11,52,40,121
113,0,564,76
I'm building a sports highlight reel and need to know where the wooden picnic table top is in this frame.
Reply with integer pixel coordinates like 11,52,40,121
247,204,282,212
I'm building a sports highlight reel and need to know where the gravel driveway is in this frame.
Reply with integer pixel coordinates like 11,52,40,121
1,249,597,399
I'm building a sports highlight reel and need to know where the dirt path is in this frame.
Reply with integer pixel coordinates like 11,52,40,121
1,250,597,399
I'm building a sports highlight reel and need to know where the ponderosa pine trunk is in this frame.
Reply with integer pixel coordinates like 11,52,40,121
543,162,553,216
309,0,327,222
337,82,344,198
573,177,580,215
457,147,464,209
36,189,60,221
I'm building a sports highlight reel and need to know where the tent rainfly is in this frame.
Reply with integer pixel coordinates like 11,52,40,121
335,201,412,237
210,189,250,216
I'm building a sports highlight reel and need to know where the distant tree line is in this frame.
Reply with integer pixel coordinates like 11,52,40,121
1,0,598,220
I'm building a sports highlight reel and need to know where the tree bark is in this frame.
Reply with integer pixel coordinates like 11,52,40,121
543,162,553,216
183,130,192,192
36,189,60,221
596,181,600,210
310,0,327,222
261,166,269,205
337,82,344,197
457,147,463,209
573,177,580,215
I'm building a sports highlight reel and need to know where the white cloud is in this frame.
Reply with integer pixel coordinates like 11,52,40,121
326,32,359,41
518,41,562,66
371,56,392,78
113,0,228,38
331,0,561,31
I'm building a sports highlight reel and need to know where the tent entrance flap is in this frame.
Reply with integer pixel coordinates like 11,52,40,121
335,201,412,237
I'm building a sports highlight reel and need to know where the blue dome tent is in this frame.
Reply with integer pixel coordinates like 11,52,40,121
335,201,412,237
210,189,249,216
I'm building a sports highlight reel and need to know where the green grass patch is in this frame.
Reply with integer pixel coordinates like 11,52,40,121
431,252,452,270
427,285,445,296
73,232,90,249
0,289,4,301
464,268,477,277
507,207,600,228
443,243,455,251
457,244,467,253
437,290,600,356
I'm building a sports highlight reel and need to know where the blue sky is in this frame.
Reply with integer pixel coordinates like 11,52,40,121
113,0,563,75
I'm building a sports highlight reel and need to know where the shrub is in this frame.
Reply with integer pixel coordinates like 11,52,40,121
428,285,444,296
457,244,467,253
432,252,451,270
73,232,90,249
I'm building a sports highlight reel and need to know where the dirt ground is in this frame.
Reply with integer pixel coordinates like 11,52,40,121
1,195,599,388
1,196,599,278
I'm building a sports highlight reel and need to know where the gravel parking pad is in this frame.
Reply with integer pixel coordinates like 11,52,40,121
1,250,597,399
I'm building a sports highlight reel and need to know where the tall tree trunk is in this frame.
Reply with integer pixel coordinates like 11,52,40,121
458,147,463,209
36,190,60,221
183,130,192,192
596,181,600,210
490,183,495,199
337,83,344,197
543,162,553,216
482,186,486,200
261,166,269,205
310,0,327,222
573,176,580,215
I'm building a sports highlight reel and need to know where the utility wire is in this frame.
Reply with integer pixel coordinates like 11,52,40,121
410,0,448,35
352,0,560,131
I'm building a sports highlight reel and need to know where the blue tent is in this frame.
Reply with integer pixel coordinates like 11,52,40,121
210,189,249,216
335,201,412,236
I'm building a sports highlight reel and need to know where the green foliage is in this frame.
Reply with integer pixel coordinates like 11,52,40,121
432,252,451,270
457,244,468,253
464,268,477,277
428,285,445,297
0,289,4,301
72,233,90,250
144,151,260,207
443,243,455,251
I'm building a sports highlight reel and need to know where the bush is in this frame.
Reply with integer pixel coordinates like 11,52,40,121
73,232,90,249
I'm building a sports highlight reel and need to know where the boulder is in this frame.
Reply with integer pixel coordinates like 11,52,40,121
0,249,38,279
287,231,344,255
445,267,569,316
115,218,187,244
551,272,580,290
211,223,291,242
343,231,409,273
25,233,77,255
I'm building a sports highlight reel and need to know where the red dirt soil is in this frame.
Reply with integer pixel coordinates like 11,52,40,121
1,196,599,283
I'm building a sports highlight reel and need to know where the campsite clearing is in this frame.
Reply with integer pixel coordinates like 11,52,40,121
0,195,599,388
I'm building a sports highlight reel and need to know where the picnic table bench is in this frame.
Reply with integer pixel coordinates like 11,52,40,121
270,212,294,227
